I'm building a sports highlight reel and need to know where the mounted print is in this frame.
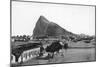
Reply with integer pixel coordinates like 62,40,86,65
11,0,96,67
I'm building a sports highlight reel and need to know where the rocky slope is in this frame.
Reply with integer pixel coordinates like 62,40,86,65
33,15,74,38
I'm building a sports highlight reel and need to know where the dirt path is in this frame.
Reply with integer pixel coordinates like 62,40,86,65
20,48,95,65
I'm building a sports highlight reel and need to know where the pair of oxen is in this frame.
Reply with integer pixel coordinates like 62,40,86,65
39,41,68,59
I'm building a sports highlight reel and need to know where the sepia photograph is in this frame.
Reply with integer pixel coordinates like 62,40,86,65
11,0,96,67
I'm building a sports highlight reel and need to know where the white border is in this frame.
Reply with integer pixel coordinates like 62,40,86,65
0,0,99,67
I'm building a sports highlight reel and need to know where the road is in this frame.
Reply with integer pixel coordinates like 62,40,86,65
20,47,95,65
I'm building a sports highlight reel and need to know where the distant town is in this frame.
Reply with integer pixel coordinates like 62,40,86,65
11,34,95,43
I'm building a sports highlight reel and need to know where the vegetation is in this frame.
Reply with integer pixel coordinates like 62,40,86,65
11,35,31,42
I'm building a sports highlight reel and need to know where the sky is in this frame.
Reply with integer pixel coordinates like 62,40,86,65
12,1,95,36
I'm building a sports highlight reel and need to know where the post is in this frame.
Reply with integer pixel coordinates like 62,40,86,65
20,54,23,64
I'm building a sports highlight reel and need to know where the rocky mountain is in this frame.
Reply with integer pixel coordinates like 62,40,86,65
33,15,74,38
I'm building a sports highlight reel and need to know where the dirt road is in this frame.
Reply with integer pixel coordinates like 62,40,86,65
20,47,95,65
